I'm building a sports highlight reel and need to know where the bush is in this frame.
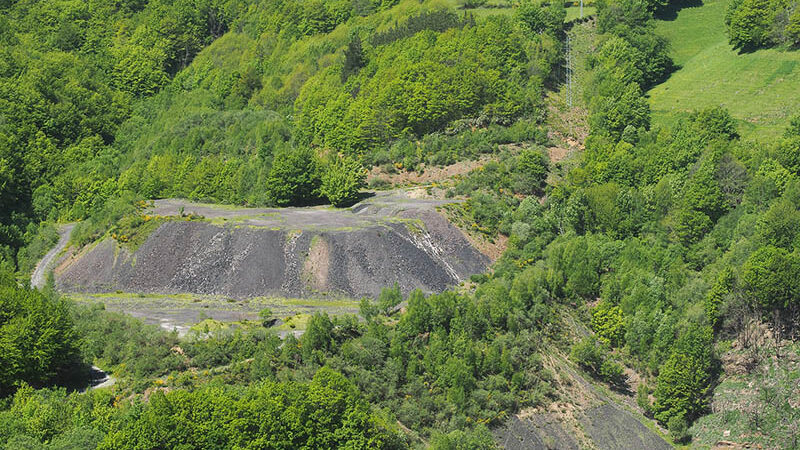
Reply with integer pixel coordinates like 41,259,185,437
460,0,487,9
265,147,322,206
259,308,274,327
571,337,604,374
667,413,689,444
636,383,653,417
591,300,625,347
690,107,739,142
598,359,625,385
319,154,366,207
571,336,626,385
512,148,549,195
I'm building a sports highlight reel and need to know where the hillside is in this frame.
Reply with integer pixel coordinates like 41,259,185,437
649,0,800,139
3,0,800,448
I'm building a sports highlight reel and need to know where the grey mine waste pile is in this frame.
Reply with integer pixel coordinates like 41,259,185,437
55,190,490,299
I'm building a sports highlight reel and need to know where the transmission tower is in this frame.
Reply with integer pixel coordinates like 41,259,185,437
566,33,573,108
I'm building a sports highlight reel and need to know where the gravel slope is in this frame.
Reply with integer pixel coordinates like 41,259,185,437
56,191,489,299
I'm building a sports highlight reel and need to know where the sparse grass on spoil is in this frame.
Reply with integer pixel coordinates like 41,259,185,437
441,0,514,18
649,0,800,139
278,313,311,331
547,19,595,141
65,292,361,334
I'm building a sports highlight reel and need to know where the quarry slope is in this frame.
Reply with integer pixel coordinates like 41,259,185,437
497,352,671,450
55,190,490,299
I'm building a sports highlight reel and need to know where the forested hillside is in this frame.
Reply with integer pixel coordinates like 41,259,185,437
0,0,559,263
2,0,800,448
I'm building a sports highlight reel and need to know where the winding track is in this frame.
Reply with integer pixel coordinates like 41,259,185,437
32,224,117,390
31,223,74,289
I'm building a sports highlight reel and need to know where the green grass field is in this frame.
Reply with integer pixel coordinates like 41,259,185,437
565,4,596,21
649,0,800,140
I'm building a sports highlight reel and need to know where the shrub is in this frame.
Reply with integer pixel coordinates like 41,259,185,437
690,107,739,142
512,148,549,195
571,337,604,374
265,147,322,206
599,359,625,385
591,300,625,347
636,383,653,417
259,308,274,327
460,0,487,9
667,413,689,444
319,154,366,207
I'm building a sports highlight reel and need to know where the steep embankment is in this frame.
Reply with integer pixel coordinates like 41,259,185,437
496,332,671,449
55,191,489,299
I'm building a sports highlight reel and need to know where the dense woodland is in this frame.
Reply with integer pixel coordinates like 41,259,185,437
2,0,800,448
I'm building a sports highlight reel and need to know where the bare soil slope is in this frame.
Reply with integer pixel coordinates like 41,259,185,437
496,361,671,450
56,190,489,299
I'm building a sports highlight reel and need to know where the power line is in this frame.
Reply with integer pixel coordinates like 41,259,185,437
566,32,573,108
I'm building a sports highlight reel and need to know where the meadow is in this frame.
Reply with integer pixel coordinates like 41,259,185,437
649,0,800,139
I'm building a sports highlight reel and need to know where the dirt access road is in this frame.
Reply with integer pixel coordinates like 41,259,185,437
147,189,460,230
31,223,74,289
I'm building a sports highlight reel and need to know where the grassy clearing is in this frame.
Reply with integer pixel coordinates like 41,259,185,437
565,5,596,22
649,0,800,140
443,1,595,22
68,292,361,310
277,313,312,331
208,213,282,226
546,19,595,142
66,292,361,333
439,0,513,18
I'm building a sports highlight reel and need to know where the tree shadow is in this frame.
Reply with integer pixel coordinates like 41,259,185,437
733,43,765,55
654,0,704,22
58,362,98,393
341,191,376,209
609,375,634,396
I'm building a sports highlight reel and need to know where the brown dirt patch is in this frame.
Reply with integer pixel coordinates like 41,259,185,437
303,236,330,292
367,155,495,186
546,132,585,165
439,205,508,262
468,232,507,262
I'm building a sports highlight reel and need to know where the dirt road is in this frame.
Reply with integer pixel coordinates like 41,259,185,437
148,189,460,230
31,223,74,289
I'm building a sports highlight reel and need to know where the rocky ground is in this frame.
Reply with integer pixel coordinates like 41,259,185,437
496,352,672,450
55,189,489,300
